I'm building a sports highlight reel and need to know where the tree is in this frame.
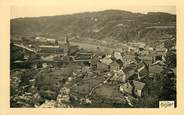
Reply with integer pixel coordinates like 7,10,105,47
160,36,176,105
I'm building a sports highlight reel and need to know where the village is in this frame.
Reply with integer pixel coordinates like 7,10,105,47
10,34,176,108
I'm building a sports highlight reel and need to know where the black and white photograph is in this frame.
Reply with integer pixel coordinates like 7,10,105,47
10,6,176,108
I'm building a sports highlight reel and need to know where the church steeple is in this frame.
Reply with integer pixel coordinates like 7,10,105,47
65,34,70,56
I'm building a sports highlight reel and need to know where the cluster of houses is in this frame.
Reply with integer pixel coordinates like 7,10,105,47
89,50,149,98
11,35,171,105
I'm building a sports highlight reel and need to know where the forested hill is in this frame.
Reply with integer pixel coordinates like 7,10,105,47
11,10,176,42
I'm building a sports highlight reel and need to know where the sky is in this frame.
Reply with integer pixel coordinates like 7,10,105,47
11,5,176,19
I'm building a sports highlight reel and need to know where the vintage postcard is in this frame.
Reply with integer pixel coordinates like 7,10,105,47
0,0,184,115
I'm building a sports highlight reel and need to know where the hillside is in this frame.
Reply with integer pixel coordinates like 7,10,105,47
11,10,176,43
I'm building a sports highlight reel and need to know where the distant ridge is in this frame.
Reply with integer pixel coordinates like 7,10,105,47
11,9,176,43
